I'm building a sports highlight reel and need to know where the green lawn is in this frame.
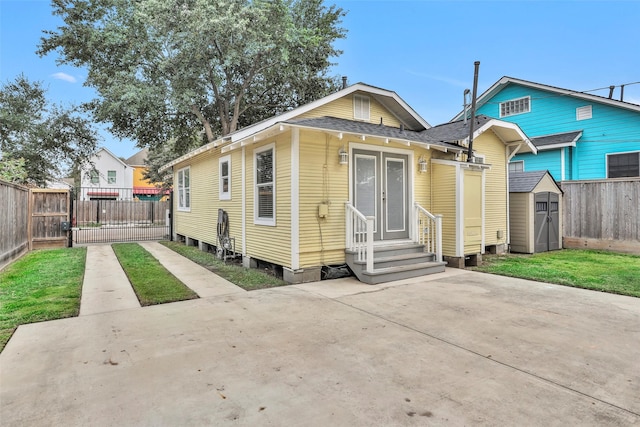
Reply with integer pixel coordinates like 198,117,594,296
0,248,87,352
160,241,288,290
474,249,640,297
112,243,198,305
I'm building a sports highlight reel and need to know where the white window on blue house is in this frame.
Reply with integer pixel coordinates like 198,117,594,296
500,96,530,117
255,144,275,226
607,152,640,178
353,94,370,121
509,161,524,173
576,105,592,121
219,155,231,200
177,166,190,211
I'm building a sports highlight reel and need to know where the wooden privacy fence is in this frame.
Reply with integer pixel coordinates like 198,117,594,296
561,178,640,253
1,180,30,268
30,189,70,250
0,182,70,269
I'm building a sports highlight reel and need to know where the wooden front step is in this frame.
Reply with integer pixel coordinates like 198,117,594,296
345,243,446,285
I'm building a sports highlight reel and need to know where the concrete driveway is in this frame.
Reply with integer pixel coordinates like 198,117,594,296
1,269,639,426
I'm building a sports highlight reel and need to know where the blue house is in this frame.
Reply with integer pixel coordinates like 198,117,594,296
453,77,640,181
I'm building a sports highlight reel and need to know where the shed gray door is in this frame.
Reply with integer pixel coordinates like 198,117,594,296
534,192,560,252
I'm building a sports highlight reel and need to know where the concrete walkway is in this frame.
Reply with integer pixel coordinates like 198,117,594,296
139,242,245,298
80,242,245,315
80,245,141,315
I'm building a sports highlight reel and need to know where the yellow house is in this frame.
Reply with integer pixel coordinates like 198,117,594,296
126,149,168,201
161,83,535,284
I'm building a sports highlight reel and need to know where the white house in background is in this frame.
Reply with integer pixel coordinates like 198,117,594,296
80,147,134,200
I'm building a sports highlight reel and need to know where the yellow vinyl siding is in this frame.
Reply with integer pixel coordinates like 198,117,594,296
173,148,244,251
298,130,349,267
477,133,508,247
173,151,218,246
244,135,292,268
297,93,402,128
431,162,457,256
463,170,483,254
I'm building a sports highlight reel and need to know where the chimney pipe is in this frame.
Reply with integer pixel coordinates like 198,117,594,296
342,76,347,89
463,89,471,125
608,85,615,99
467,61,480,163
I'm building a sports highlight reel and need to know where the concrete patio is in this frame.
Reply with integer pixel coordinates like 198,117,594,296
1,246,639,426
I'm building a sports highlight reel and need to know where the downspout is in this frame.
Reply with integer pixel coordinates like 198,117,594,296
467,61,480,162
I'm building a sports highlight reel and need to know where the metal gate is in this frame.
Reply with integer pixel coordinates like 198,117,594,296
71,187,171,244
534,192,560,252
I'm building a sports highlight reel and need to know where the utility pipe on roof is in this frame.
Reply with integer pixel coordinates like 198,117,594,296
467,61,480,162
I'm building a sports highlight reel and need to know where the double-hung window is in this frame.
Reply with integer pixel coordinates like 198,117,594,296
255,144,275,225
90,170,99,184
107,170,116,184
177,166,190,211
219,155,231,200
509,161,524,173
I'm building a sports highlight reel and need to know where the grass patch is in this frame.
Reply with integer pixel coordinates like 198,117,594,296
0,248,86,352
160,241,288,290
474,249,640,297
112,243,198,305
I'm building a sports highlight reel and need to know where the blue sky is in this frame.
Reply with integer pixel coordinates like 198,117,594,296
2,0,639,159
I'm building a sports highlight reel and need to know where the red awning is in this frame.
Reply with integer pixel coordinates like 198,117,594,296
87,191,119,196
133,187,170,195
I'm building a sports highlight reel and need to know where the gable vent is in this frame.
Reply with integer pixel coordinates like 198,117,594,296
576,105,592,121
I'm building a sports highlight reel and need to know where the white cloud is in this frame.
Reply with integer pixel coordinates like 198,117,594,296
51,72,77,83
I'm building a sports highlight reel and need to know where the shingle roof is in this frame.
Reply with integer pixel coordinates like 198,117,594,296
530,130,582,149
422,115,492,142
285,116,463,151
125,148,149,166
509,170,549,192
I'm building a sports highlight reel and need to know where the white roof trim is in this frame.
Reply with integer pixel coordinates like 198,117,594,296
95,147,130,168
459,119,537,154
160,83,431,171
452,76,640,121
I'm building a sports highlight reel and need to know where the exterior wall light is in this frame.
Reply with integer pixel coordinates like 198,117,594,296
339,146,348,165
418,155,428,173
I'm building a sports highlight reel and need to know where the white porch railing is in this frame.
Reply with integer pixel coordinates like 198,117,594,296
345,202,374,272
413,203,443,263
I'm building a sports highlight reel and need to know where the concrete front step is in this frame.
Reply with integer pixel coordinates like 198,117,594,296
360,261,447,285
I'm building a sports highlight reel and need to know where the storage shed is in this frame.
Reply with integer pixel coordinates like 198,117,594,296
509,171,563,253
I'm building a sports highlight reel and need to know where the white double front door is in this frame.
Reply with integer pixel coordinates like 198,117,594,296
353,149,409,241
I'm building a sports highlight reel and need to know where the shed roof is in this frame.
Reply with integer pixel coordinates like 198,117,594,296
509,170,550,193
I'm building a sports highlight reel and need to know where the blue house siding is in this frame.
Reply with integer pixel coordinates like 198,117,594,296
475,82,640,181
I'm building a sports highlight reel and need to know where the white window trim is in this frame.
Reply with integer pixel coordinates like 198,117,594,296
254,143,276,226
353,94,370,121
509,160,524,172
606,151,640,178
499,96,531,118
177,166,191,212
219,155,231,200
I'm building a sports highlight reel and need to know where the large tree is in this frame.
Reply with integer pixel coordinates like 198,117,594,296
0,75,98,186
39,0,347,158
